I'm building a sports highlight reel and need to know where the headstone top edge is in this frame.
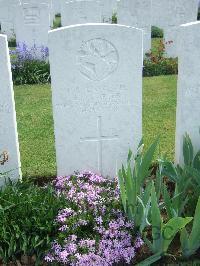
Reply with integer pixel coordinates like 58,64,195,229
48,23,143,35
180,21,200,28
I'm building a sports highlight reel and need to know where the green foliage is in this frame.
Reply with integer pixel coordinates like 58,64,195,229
118,138,159,231
53,14,62,29
8,38,16,48
181,197,200,258
144,39,178,77
112,12,117,24
0,180,66,263
143,182,192,263
12,60,50,85
151,26,164,38
161,134,200,216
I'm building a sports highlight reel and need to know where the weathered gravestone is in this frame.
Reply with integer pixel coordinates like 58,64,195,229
49,23,143,178
117,0,152,54
157,0,198,58
0,34,22,186
15,1,50,48
21,0,54,27
0,0,21,40
61,0,101,26
175,21,200,164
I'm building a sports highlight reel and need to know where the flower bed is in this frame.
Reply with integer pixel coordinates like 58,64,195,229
0,172,143,266
45,172,143,265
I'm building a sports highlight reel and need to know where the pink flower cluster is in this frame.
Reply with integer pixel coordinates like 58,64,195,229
45,171,143,265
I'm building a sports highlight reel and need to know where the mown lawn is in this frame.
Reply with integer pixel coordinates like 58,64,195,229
14,75,177,178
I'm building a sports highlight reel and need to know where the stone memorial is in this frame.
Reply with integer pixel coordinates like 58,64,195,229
21,0,54,27
175,21,200,164
0,0,21,39
0,34,22,186
49,23,143,178
15,2,50,48
117,0,152,54
155,0,198,58
151,0,167,29
61,0,101,26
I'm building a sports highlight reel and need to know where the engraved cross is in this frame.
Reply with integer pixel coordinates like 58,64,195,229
80,116,119,173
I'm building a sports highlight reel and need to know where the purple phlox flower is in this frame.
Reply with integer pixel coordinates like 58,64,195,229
44,253,55,262
57,207,75,223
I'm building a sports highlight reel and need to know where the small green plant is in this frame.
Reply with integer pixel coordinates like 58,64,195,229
151,26,164,38
181,197,200,258
161,134,200,216
8,38,16,48
118,138,159,231
53,13,62,29
0,180,66,264
142,183,192,264
112,12,117,24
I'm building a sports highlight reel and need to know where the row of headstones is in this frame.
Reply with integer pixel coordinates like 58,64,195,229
0,0,199,57
1,21,200,186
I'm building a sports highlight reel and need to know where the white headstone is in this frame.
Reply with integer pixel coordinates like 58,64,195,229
0,34,22,186
61,0,101,26
117,0,152,54
49,23,143,178
0,0,21,39
52,0,61,15
21,0,54,27
175,21,200,164
151,0,166,29
163,0,198,57
15,2,50,48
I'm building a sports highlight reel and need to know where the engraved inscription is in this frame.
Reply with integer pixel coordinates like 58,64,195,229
77,38,119,81
0,103,11,113
80,116,119,172
23,6,40,25
55,84,131,113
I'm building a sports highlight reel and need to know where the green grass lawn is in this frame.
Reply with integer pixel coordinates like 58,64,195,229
14,75,177,179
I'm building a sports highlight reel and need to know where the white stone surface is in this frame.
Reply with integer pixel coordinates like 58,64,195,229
175,21,200,164
61,0,101,26
15,2,50,47
21,0,54,27
117,0,152,54
52,0,61,15
0,34,22,186
49,23,143,178
151,0,167,29
164,0,199,57
100,0,117,23
152,0,199,58
0,0,21,39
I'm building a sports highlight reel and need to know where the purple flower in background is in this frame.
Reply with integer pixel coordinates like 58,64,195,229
10,42,49,70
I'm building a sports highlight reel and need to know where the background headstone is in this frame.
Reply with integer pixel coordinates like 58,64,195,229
117,0,152,54
61,0,101,26
0,34,22,186
175,21,200,164
49,23,143,178
152,0,198,57
0,0,21,40
15,2,50,48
